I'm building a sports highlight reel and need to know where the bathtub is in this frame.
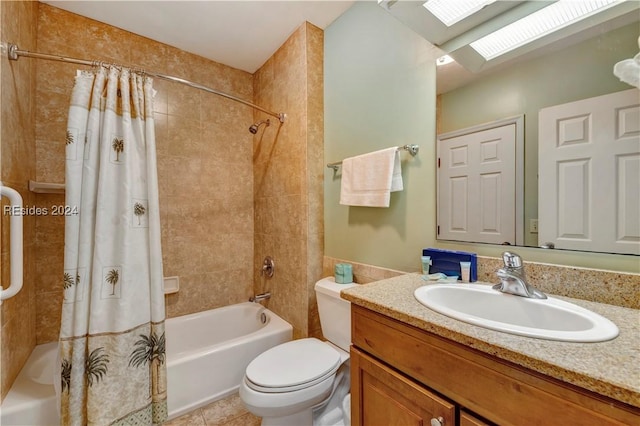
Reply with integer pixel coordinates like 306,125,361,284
0,302,292,424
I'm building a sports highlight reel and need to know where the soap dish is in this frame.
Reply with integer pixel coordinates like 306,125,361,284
164,276,179,294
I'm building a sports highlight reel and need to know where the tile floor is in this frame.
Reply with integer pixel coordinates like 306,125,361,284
165,393,260,426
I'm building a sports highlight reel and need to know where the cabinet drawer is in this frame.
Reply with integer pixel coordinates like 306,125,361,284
352,305,639,425
351,347,455,426
460,410,492,426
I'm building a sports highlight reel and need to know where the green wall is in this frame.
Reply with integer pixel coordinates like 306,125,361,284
324,1,437,272
324,3,640,274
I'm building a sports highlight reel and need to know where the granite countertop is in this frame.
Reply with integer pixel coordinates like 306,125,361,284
341,273,640,408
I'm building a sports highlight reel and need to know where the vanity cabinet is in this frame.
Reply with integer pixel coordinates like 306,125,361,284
351,347,455,426
350,305,639,426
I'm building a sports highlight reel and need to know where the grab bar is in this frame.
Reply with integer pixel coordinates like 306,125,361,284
0,182,24,303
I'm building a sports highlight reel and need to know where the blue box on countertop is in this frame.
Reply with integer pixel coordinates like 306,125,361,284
335,263,353,284
422,248,477,282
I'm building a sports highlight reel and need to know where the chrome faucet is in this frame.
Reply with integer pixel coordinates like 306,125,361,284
260,256,275,278
249,292,271,303
492,252,547,299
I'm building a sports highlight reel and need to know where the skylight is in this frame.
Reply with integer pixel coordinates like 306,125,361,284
470,0,622,60
423,0,496,27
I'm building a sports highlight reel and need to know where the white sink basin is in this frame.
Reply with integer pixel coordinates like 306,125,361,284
414,284,619,342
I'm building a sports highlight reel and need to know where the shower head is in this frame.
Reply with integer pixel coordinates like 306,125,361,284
249,119,270,134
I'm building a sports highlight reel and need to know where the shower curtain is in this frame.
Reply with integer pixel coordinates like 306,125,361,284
59,66,167,425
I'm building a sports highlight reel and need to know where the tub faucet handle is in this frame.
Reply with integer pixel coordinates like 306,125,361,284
260,256,275,278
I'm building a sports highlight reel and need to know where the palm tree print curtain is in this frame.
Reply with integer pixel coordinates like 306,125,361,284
59,66,166,425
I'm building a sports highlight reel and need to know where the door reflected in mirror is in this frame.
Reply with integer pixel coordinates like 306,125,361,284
436,18,639,255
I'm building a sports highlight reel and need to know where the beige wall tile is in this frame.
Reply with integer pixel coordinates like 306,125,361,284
1,0,38,401
252,22,324,338
1,314,36,400
30,4,258,350
168,85,202,119
165,273,228,318
167,115,204,158
35,291,63,343
159,156,204,197
35,139,65,184
164,268,253,318
34,88,67,144
199,157,253,203
322,256,405,285
201,122,253,165
0,252,32,327
153,112,169,156
153,80,170,115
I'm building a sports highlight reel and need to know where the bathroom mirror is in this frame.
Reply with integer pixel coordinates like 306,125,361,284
435,11,639,255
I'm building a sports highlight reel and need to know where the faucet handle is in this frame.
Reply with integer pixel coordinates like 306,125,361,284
502,251,522,268
260,256,275,278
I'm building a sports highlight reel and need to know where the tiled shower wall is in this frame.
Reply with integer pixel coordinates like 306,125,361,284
0,0,38,400
2,2,324,398
253,23,324,339
33,4,255,342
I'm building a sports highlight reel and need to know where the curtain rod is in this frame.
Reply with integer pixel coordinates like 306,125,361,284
5,43,286,123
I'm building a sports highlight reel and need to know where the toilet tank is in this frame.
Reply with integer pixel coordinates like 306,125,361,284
315,277,357,352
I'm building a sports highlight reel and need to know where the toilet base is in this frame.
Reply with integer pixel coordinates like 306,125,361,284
261,409,313,426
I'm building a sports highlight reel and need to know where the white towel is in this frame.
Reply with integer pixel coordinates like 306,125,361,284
339,147,403,207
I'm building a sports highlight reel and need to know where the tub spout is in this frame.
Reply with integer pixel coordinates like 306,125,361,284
249,292,271,303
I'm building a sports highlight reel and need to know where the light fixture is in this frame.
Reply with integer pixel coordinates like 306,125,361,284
423,0,496,27
470,0,623,60
436,55,455,66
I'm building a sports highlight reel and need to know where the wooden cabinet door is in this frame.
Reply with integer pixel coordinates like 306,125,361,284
351,346,455,426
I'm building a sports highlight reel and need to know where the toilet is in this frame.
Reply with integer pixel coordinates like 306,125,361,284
239,277,355,426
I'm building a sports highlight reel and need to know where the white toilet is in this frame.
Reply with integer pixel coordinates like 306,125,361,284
239,277,355,426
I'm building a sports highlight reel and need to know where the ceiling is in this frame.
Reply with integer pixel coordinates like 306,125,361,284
43,1,356,73
43,1,638,94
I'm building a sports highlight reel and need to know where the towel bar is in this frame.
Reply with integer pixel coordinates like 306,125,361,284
327,144,419,171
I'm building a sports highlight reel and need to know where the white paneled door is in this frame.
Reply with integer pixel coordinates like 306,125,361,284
437,119,520,245
539,88,640,254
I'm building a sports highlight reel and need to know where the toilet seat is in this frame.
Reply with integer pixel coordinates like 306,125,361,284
245,338,341,393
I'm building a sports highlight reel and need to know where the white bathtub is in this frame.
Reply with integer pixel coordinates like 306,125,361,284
0,302,292,425
165,302,292,419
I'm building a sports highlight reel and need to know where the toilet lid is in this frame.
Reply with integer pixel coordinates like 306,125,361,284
245,338,341,393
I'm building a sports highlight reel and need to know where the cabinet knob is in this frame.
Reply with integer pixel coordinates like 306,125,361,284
430,417,445,426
